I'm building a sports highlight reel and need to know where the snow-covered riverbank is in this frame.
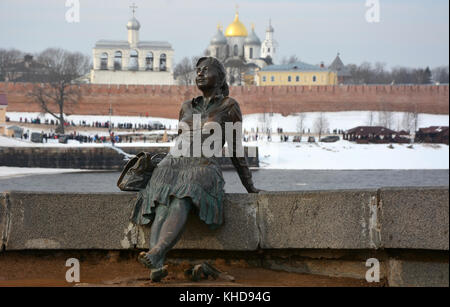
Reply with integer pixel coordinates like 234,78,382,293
2,111,448,171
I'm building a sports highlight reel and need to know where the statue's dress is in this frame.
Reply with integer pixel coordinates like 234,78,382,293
131,95,254,229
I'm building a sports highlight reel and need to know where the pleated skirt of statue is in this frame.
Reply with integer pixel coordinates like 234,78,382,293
130,154,226,229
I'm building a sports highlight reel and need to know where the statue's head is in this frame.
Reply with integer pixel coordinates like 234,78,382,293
195,57,229,97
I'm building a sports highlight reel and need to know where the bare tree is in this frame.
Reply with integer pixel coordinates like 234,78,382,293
174,57,195,85
401,103,420,133
378,110,393,129
281,55,299,65
226,61,247,86
296,113,307,134
432,66,449,84
402,112,414,132
27,48,90,134
314,113,329,140
0,48,24,81
367,111,375,126
412,110,420,133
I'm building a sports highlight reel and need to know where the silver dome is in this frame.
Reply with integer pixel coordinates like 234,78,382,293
210,28,227,45
245,28,261,45
127,17,141,30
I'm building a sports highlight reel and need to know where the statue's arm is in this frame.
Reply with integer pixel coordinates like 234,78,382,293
228,101,259,194
177,101,187,136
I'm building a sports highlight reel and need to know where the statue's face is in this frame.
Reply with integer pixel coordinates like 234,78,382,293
196,61,219,91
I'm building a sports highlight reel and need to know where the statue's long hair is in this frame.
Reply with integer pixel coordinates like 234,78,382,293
196,57,230,97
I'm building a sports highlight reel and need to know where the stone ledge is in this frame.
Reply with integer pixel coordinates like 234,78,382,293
388,259,449,287
0,187,448,251
258,190,379,249
0,193,7,250
380,187,449,250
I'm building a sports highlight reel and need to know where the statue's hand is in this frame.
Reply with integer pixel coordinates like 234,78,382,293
247,186,263,194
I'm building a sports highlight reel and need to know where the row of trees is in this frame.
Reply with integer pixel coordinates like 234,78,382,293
346,62,448,85
0,48,91,133
293,110,421,137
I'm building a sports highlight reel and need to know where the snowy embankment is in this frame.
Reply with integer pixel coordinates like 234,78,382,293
0,166,91,179
0,135,174,148
1,135,448,170
249,140,449,170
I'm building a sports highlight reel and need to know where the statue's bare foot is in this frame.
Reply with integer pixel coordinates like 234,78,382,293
138,251,159,270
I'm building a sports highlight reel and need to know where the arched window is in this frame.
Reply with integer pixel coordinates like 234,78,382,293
268,48,271,53
296,76,300,82
288,76,292,82
128,50,139,71
226,45,230,57
145,52,153,71
160,53,167,71
114,51,122,70
233,45,238,56
100,53,108,70
313,75,317,82
215,47,219,58
249,48,253,59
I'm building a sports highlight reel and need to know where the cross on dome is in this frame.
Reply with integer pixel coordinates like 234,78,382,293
130,3,138,16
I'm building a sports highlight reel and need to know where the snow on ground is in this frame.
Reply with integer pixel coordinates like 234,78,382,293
0,166,91,179
1,135,448,170
245,139,449,170
0,135,108,147
2,111,449,170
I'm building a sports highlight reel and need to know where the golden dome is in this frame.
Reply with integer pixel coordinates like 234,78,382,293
225,12,248,37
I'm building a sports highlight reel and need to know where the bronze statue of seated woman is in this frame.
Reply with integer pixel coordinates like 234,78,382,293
129,56,261,282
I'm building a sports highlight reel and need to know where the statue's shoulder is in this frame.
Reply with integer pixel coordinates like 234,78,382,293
223,96,239,108
181,96,200,109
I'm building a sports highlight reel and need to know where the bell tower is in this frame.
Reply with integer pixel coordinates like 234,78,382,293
127,3,140,48
261,19,277,62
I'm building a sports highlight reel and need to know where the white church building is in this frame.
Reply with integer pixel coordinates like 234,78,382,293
90,6,174,85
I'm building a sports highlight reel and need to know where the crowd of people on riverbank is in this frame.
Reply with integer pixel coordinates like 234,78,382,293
10,117,168,131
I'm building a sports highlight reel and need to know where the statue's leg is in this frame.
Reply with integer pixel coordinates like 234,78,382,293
148,197,191,267
149,203,169,250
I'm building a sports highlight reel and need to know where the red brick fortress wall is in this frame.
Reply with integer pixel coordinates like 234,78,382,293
1,82,448,119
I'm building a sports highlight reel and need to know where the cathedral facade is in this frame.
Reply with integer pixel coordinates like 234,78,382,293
207,10,277,85
90,8,174,85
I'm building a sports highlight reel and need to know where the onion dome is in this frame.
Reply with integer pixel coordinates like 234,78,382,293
211,25,227,45
245,24,261,45
225,12,248,37
127,16,141,30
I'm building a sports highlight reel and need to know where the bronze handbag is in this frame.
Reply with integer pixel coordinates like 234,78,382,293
117,152,167,191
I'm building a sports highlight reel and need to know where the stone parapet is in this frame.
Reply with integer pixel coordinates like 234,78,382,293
0,187,447,251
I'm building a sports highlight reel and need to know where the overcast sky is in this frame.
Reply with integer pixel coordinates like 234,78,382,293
0,0,448,68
